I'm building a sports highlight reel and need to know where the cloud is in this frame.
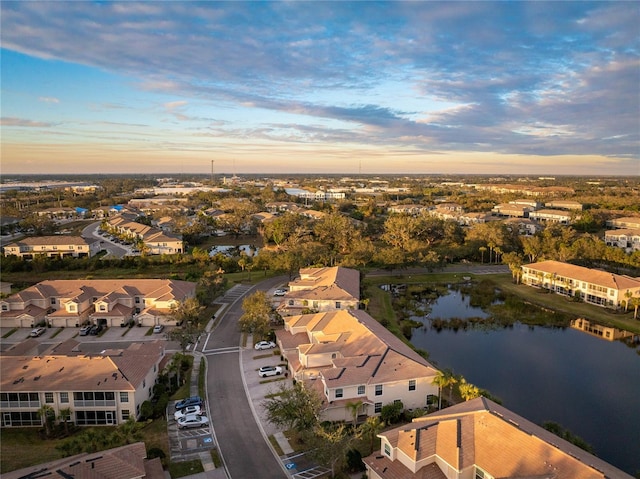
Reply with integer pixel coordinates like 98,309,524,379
38,96,59,103
1,117,55,127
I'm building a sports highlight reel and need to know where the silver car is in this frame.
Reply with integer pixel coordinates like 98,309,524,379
177,414,209,429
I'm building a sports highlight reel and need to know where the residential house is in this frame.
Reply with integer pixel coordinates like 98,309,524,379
387,204,431,215
278,266,360,316
275,309,440,422
106,215,184,254
3,442,164,479
3,236,100,259
502,217,541,236
0,341,166,427
491,203,533,218
0,279,196,328
364,397,631,479
605,229,640,252
521,260,640,308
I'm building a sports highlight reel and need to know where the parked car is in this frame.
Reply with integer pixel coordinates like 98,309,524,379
273,288,287,296
153,324,164,334
174,405,203,421
175,396,203,410
30,327,46,337
258,365,283,378
89,324,103,335
79,325,91,336
177,414,209,429
254,340,276,350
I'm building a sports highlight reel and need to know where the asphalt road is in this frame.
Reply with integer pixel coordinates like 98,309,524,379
200,275,288,479
82,221,131,258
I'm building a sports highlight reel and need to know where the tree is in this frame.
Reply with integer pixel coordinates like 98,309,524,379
479,246,487,264
38,404,55,437
239,290,273,339
358,415,384,454
458,378,481,401
345,399,363,426
432,369,457,409
58,407,72,435
262,382,323,433
502,252,524,284
309,422,355,478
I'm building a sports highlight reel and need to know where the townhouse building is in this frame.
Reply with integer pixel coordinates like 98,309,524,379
605,228,640,252
606,216,640,230
276,309,440,423
0,279,196,328
545,199,583,210
278,266,360,316
3,236,101,259
491,203,533,218
0,341,165,427
521,260,640,308
106,215,184,254
528,208,573,224
364,397,631,479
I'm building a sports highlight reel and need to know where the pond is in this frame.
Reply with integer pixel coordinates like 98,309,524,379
209,244,258,257
397,284,640,475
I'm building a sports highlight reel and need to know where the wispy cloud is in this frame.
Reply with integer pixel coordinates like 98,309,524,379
1,117,55,127
38,96,59,104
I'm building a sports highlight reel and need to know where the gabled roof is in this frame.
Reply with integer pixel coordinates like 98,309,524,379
366,397,632,479
288,266,360,301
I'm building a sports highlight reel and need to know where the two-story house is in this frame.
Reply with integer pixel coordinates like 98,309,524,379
275,309,440,423
520,260,640,308
3,236,100,259
0,341,165,427
278,266,360,316
604,229,640,253
0,279,196,328
364,397,631,479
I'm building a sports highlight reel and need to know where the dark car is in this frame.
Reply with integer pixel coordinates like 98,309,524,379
89,324,103,335
175,396,203,410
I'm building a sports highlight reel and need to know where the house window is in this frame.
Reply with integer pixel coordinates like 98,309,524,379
60,392,69,403
1,304,7,311
51,298,56,305
99,305,106,312
357,385,365,395
135,297,140,304
120,392,129,403
409,380,416,391
374,402,382,413
142,379,146,388
45,392,54,403
475,467,494,479
384,443,391,456
335,389,343,399
313,301,319,309
122,410,130,421
288,300,294,306
375,385,383,396
335,301,341,309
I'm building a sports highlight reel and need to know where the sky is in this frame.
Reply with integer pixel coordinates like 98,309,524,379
1,1,639,176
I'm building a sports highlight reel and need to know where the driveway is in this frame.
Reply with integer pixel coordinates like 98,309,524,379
199,277,290,479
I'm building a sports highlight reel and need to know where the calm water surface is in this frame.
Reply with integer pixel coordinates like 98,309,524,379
410,292,640,475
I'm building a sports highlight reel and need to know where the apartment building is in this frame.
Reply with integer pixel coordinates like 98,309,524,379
0,341,165,427
3,236,100,259
0,279,196,328
606,216,640,230
604,229,640,252
275,309,440,422
106,215,184,254
528,208,573,224
521,260,640,308
364,397,631,479
278,266,360,316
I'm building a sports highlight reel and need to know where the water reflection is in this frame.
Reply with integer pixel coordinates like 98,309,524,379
571,318,639,342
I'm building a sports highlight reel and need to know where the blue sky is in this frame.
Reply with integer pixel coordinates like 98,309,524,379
1,1,638,175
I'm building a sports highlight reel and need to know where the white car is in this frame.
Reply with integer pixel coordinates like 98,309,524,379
273,288,287,296
254,340,276,350
177,414,209,429
30,327,46,337
258,365,283,378
153,324,164,334
174,405,203,421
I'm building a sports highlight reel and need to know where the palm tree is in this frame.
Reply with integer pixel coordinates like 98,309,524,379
358,415,384,454
432,369,456,409
479,246,487,264
58,407,72,435
458,378,481,401
345,400,363,426
38,404,55,437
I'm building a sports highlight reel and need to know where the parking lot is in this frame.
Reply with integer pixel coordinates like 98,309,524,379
167,401,215,462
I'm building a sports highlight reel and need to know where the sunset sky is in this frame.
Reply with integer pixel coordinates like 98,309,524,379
1,1,638,176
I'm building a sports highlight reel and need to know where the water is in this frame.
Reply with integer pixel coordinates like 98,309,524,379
409,293,640,474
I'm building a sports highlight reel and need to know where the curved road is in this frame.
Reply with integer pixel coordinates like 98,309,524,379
199,275,288,479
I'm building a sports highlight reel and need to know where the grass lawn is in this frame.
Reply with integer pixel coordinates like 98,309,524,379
168,459,204,478
0,428,65,473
